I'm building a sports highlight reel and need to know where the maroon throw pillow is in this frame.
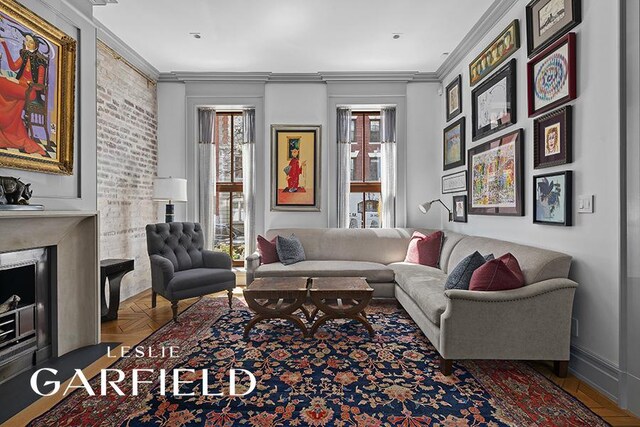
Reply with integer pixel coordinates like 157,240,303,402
257,235,279,265
404,231,444,268
469,258,524,291
498,253,525,284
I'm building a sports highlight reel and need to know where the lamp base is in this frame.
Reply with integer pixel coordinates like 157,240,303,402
165,203,175,223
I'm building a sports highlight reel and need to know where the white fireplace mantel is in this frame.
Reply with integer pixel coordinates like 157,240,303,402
0,211,99,356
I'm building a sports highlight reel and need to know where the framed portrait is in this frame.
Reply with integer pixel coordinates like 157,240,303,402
0,0,76,174
534,170,572,226
533,106,572,169
442,170,467,194
443,117,465,171
471,58,517,142
526,0,581,57
468,129,524,216
453,195,468,223
527,32,576,117
469,20,520,86
445,75,462,121
271,125,321,211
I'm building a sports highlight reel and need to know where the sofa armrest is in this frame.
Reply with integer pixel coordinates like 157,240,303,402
245,251,261,284
149,255,175,290
202,250,233,270
439,278,578,360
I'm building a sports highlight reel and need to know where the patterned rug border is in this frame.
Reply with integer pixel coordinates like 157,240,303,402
30,297,610,426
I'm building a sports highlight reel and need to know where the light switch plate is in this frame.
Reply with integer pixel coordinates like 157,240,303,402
578,195,594,213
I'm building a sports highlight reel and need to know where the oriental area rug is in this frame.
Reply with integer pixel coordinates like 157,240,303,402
30,298,607,426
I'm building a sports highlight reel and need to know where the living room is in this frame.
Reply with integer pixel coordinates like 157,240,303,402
0,0,638,425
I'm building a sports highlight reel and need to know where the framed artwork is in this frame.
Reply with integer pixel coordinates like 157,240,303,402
527,32,576,117
533,106,572,169
442,170,467,194
468,129,524,216
443,117,465,171
453,195,468,223
469,20,520,86
271,124,321,211
534,170,572,226
0,0,76,174
526,0,581,58
446,75,462,121
471,58,517,142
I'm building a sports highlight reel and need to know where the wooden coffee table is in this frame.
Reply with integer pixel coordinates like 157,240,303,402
309,277,374,337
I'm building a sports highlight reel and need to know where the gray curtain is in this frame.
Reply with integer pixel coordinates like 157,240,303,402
242,108,256,259
198,108,216,250
337,107,352,228
380,107,396,228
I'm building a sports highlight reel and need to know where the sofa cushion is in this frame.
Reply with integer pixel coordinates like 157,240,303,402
276,234,306,265
469,258,524,291
404,231,443,267
389,262,448,325
498,253,524,284
445,251,486,290
257,235,279,264
168,268,236,292
255,260,394,283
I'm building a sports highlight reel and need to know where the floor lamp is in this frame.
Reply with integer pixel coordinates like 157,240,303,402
153,177,187,223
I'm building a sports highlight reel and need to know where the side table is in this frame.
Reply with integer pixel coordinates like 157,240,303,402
100,259,134,322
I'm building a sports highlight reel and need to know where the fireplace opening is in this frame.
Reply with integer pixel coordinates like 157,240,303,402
0,248,51,384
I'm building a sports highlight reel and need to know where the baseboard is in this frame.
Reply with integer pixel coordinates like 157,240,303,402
623,372,640,416
569,345,621,402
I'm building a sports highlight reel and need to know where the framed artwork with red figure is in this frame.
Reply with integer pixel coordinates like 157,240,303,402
0,0,76,174
271,124,321,211
527,32,576,117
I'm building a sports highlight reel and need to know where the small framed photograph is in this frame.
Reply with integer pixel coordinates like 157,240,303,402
534,171,573,226
443,117,465,171
471,58,517,141
469,19,520,86
446,75,462,121
526,0,581,58
527,33,576,117
442,170,467,194
453,195,468,223
534,106,572,169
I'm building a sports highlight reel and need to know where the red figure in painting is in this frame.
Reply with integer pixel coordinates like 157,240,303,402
283,147,306,192
0,31,48,156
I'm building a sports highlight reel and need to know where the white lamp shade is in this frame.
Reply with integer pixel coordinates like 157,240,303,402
418,202,432,214
153,177,187,202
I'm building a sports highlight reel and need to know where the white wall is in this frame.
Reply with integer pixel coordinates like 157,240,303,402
436,0,623,398
0,0,97,211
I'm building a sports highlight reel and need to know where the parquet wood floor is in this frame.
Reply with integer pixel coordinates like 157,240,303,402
7,271,640,426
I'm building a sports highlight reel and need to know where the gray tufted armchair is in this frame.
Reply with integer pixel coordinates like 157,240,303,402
146,222,236,321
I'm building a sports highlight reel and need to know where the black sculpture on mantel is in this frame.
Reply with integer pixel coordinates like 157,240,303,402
0,176,43,210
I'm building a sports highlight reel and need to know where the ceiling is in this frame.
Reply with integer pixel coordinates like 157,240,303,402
93,0,495,74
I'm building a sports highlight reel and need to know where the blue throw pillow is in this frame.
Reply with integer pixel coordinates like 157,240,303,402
276,234,306,265
445,251,486,290
484,253,495,261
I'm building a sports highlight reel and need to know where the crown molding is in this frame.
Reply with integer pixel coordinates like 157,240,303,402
159,72,271,83
436,0,519,80
158,71,440,83
269,73,323,83
413,72,440,82
320,71,418,82
94,18,160,81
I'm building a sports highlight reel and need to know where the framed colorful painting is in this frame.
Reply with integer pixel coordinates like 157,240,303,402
442,170,467,194
533,106,572,169
271,124,321,211
445,74,462,121
471,58,517,142
453,195,468,223
527,32,576,117
526,0,581,57
468,129,524,216
469,20,520,87
0,0,76,174
534,170,572,226
443,117,465,171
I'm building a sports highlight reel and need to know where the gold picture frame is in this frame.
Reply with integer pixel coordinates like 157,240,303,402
469,19,520,87
0,0,76,174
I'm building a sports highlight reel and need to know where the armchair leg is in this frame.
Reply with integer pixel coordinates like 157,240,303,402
440,357,453,376
227,289,233,310
171,301,178,322
151,291,157,308
553,360,569,378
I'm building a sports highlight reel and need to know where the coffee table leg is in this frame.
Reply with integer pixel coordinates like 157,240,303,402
310,313,375,337
244,314,308,339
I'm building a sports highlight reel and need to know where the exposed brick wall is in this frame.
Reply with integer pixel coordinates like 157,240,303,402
96,41,158,302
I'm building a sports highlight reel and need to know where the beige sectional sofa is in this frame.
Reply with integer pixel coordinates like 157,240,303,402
246,228,577,376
